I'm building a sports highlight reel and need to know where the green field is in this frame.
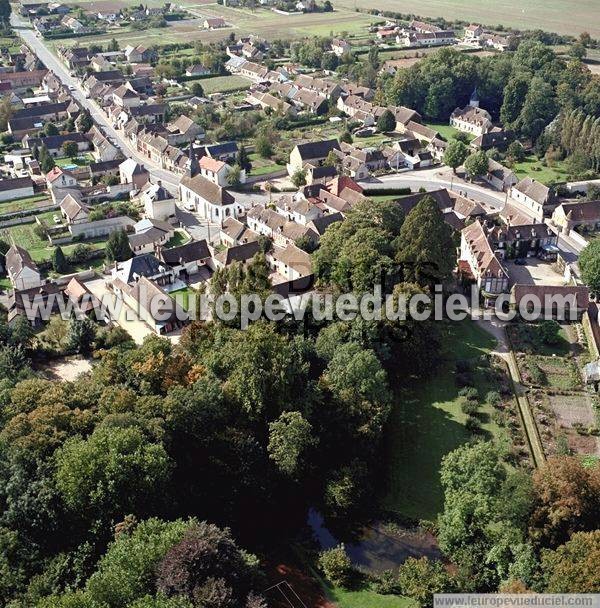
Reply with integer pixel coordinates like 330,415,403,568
201,75,251,94
326,586,416,608
333,0,600,37
512,155,569,185
383,320,505,521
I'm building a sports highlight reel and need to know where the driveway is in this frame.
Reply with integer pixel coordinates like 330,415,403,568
505,258,566,287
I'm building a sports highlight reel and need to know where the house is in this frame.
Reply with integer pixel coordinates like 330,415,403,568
160,240,211,277
112,252,176,287
219,217,259,247
213,241,261,269
70,216,135,240
0,177,35,202
129,218,175,255
510,285,590,320
510,177,556,220
484,158,518,191
397,30,455,47
5,245,43,290
464,24,484,42
471,128,513,151
551,200,600,235
64,277,100,317
266,243,312,281
489,222,559,260
7,283,64,327
165,115,204,146
141,181,176,222
119,158,150,189
60,194,89,224
46,166,78,188
246,205,318,247
275,195,323,225
25,133,91,157
185,64,211,77
288,139,340,175
118,276,188,335
246,91,296,117
331,39,351,56
200,141,239,162
198,155,235,187
294,74,342,100
113,84,141,108
203,17,226,29
459,220,509,307
450,91,493,136
124,45,156,64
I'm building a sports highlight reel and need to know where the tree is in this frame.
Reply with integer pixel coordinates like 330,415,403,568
76,111,93,133
291,169,307,188
267,411,316,477
62,141,79,159
85,518,196,608
51,246,67,273
105,229,133,263
397,195,455,286
255,135,273,159
464,150,489,180
569,42,587,60
44,122,59,137
227,164,242,188
340,130,353,144
41,152,55,173
190,82,205,97
318,545,353,588
529,456,600,548
155,522,259,603
538,320,560,345
397,557,455,608
236,145,251,172
443,140,468,173
542,530,600,592
377,108,396,133
0,0,11,26
507,140,526,162
67,317,96,354
55,426,172,519
0,95,13,132
579,240,600,294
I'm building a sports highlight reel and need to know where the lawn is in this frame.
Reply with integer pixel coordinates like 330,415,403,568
248,153,286,177
165,229,190,248
512,156,569,185
425,122,474,143
170,287,197,311
200,75,251,94
0,194,52,215
55,154,95,168
382,320,506,521
326,586,416,608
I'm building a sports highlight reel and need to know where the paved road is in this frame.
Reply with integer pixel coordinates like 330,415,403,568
11,15,181,190
359,169,508,210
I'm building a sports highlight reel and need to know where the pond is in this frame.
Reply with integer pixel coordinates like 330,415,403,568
307,509,442,574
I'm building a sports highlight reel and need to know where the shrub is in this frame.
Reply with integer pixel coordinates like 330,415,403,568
458,387,478,400
486,390,502,406
372,569,399,595
461,401,479,416
465,415,482,433
318,545,353,588
455,359,473,373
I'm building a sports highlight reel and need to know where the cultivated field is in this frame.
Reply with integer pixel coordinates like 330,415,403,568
333,0,600,37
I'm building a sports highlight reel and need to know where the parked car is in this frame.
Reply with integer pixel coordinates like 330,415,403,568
514,258,526,265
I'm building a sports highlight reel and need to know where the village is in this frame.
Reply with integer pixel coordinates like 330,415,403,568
0,0,600,604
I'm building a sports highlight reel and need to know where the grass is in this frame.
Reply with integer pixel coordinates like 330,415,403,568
425,122,474,142
326,586,416,608
170,287,197,311
382,320,505,521
200,75,251,94
165,229,190,248
55,154,94,168
0,194,52,215
248,153,286,176
512,155,569,185
0,276,12,292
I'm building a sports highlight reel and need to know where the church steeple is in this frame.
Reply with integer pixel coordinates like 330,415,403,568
469,87,480,108
186,141,199,178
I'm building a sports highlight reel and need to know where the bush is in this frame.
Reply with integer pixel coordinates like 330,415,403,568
486,390,502,406
372,569,399,595
461,400,479,416
455,359,473,373
318,545,353,588
465,415,482,433
458,387,478,400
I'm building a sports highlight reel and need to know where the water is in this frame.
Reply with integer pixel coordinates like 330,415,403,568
307,508,442,573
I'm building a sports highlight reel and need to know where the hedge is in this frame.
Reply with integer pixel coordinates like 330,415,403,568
362,187,412,196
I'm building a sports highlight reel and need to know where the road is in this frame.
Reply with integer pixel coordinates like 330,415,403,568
11,14,181,191
359,168,508,210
